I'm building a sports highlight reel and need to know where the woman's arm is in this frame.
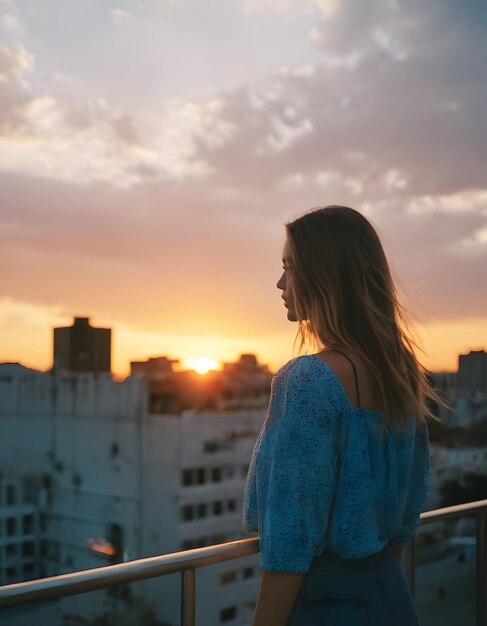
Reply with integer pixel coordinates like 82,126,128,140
251,569,305,626
248,360,340,626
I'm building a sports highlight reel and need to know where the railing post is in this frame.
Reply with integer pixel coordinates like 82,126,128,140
476,510,487,626
181,568,196,626
405,535,416,600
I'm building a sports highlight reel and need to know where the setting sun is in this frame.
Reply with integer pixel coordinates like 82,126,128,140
184,356,220,375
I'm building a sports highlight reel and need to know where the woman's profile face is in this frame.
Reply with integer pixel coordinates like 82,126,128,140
276,239,297,322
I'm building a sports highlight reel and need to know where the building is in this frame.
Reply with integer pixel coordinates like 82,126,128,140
427,371,457,423
0,360,262,626
219,354,273,410
0,473,40,586
130,356,184,414
130,353,273,414
53,317,111,374
453,350,487,427
458,350,487,394
130,356,180,381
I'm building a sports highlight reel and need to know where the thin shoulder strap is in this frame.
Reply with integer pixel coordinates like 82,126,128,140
332,349,361,408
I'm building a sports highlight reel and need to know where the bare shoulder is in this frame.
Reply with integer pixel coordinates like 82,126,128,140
314,349,383,411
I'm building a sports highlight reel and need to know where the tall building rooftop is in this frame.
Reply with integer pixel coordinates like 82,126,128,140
53,317,111,374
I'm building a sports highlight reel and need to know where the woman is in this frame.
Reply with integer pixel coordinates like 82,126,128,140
243,206,440,626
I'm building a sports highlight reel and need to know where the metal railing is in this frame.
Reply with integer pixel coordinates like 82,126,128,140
1,499,486,626
406,498,487,626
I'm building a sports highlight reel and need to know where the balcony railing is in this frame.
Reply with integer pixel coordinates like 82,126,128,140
0,499,486,626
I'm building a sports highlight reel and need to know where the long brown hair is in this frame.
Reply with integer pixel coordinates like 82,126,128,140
285,205,445,434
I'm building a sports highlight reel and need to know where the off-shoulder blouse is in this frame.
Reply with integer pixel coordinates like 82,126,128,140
242,354,431,573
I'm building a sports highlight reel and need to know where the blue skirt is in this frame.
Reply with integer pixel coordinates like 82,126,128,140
286,544,419,626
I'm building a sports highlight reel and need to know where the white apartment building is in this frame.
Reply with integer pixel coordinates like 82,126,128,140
0,474,39,586
0,362,263,626
4,357,483,625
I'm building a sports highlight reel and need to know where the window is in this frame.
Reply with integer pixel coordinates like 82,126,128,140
219,570,236,585
212,466,222,482
22,541,35,557
241,464,249,478
197,503,207,518
6,566,17,581
182,540,193,550
6,517,16,536
243,566,254,579
182,468,206,486
220,606,237,622
213,501,222,515
228,499,237,512
182,505,194,522
182,469,193,486
23,563,36,579
6,543,17,557
23,514,35,535
203,440,219,453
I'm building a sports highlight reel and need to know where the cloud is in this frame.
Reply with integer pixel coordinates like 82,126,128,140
0,296,66,331
276,64,315,78
243,0,338,19
0,43,34,128
0,0,486,358
118,0,191,16
0,0,24,32
406,190,487,215
0,168,288,343
0,43,237,186
110,8,134,25
185,0,486,323
1,12,24,34
265,114,313,151
191,0,487,203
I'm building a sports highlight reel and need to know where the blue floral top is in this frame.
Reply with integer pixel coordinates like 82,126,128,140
242,354,431,573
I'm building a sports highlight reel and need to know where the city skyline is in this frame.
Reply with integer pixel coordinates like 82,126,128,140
0,318,485,624
2,306,486,379
1,0,486,377
2,314,486,380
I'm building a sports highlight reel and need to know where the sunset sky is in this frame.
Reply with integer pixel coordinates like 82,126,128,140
1,0,486,379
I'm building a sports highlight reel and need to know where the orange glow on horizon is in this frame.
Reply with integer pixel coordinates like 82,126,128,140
0,297,486,378
183,356,221,375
